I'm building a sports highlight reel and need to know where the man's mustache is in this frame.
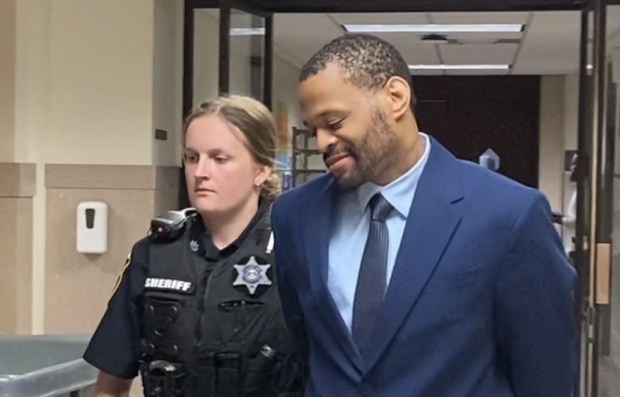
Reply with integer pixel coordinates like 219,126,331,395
323,144,355,163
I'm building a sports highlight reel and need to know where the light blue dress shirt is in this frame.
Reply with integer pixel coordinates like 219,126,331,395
327,133,432,332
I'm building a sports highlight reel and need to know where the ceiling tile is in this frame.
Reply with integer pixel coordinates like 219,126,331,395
329,13,430,25
440,43,519,64
513,11,580,75
270,11,583,75
374,34,443,64
430,11,530,24
273,14,345,67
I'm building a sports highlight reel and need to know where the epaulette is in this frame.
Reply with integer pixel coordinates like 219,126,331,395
254,204,274,254
148,207,197,243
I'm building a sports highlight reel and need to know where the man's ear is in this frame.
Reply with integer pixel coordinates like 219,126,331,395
383,76,411,120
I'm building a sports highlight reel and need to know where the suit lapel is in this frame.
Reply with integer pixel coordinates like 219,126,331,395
304,176,364,372
365,139,464,369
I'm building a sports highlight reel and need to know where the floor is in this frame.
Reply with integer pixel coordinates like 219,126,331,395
598,356,620,397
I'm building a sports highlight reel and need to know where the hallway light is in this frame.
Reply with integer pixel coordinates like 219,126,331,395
409,64,511,70
230,27,265,36
342,24,524,33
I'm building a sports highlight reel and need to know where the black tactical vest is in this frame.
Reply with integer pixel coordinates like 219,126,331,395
139,210,303,397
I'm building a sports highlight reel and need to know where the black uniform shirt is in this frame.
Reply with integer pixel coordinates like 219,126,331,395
83,205,269,379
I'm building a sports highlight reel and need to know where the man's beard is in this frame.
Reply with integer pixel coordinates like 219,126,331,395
325,108,398,191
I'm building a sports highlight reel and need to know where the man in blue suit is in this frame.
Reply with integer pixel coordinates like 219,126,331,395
271,34,577,397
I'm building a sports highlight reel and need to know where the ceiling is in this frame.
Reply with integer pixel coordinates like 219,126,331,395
268,10,620,75
216,0,586,13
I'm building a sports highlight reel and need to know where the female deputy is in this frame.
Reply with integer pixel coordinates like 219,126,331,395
84,95,305,397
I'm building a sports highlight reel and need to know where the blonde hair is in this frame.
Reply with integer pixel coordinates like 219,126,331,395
183,95,281,201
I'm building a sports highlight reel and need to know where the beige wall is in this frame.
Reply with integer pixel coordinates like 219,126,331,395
563,74,580,150
14,0,51,164
0,0,16,162
539,75,566,211
538,74,580,214
1,0,183,335
47,0,154,165
537,74,580,253
153,0,184,167
44,165,178,333
14,0,53,332
0,163,35,334
39,0,184,333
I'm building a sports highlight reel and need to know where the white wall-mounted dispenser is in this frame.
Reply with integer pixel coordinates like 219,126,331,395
76,201,108,254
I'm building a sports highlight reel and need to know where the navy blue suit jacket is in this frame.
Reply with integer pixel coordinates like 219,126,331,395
271,138,577,397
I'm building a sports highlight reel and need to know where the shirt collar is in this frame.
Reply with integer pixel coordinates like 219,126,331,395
355,133,431,217
189,202,269,261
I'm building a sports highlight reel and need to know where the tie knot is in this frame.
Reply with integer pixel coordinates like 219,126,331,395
369,194,392,221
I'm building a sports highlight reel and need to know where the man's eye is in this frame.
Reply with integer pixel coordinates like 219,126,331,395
328,121,343,130
215,156,229,164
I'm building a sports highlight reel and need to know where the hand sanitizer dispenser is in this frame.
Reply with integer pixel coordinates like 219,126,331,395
77,201,108,254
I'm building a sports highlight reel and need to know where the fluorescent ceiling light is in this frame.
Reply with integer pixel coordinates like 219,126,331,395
230,27,265,36
409,64,511,70
343,24,524,33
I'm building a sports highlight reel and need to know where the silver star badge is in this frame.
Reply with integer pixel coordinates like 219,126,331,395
233,256,272,295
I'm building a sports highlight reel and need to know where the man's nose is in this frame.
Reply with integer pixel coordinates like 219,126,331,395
315,129,337,153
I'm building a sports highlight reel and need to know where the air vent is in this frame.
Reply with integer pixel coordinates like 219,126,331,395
421,33,449,42
437,38,522,45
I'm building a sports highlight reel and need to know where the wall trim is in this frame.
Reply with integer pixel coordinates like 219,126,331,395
45,164,180,190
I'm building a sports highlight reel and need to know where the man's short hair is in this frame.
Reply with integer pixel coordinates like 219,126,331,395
299,33,415,107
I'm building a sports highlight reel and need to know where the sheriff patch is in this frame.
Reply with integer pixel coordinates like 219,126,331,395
111,253,132,295
144,277,194,294
233,256,272,295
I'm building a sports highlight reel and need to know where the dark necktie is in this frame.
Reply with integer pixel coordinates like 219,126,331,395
352,193,393,357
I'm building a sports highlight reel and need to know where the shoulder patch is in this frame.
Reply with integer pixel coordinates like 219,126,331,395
111,253,132,295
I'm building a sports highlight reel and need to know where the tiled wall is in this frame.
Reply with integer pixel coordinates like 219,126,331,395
0,163,35,334
44,164,178,333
